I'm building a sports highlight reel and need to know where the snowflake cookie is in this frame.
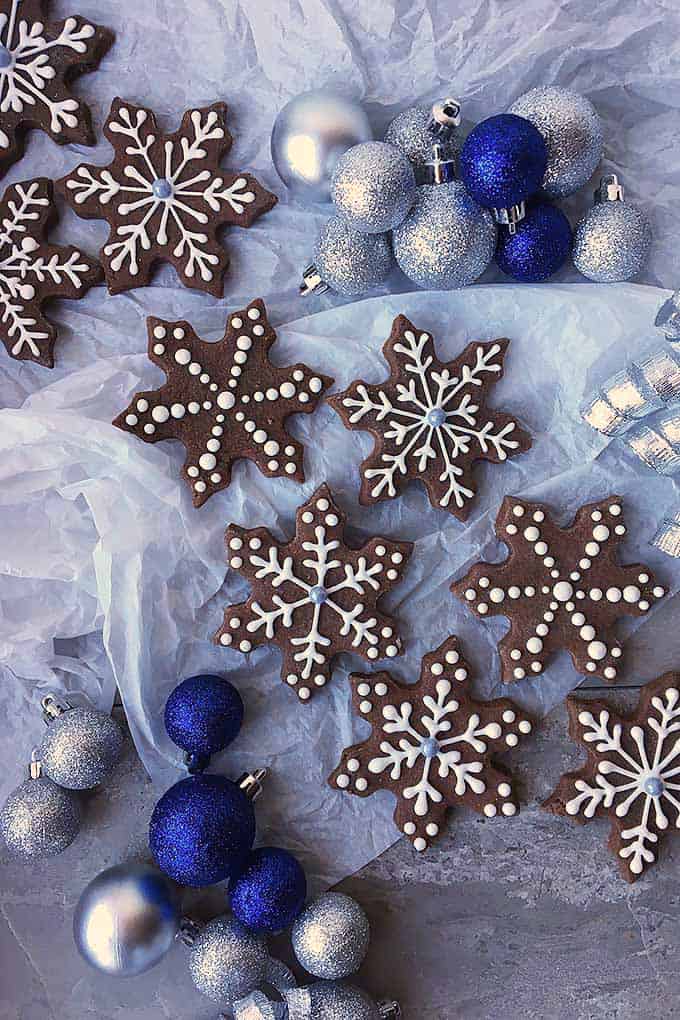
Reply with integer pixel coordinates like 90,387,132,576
329,635,533,851
58,98,277,296
215,483,412,701
452,495,666,685
0,177,101,366
329,314,531,519
544,674,680,881
113,298,332,508
0,0,113,178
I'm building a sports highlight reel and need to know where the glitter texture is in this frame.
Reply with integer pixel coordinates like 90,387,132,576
149,774,255,886
573,201,651,282
314,216,393,295
305,981,381,1020
189,915,270,1004
291,892,370,979
460,114,547,209
231,846,307,933
331,141,416,233
1,776,81,860
508,86,603,198
392,180,496,289
164,674,244,757
39,706,123,790
384,104,465,183
496,201,572,282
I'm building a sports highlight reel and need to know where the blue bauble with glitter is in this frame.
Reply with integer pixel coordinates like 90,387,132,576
460,114,548,210
149,774,255,887
496,201,572,282
165,675,244,764
230,846,307,934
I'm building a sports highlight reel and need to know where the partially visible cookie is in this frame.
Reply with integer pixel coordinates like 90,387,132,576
0,0,114,178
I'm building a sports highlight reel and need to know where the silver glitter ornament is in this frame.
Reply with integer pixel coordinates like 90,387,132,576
291,892,369,979
384,97,466,183
300,216,393,297
331,142,416,234
508,86,603,198
1,760,81,860
573,174,651,282
285,982,400,1020
188,915,270,1005
39,697,123,790
74,862,180,976
271,90,372,203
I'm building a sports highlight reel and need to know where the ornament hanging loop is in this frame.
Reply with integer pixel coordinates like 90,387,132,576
176,916,201,947
41,693,70,724
238,768,267,801
427,96,461,137
299,265,329,298
493,201,526,235
595,173,624,204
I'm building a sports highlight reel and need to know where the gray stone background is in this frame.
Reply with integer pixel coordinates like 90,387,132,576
3,0,680,1018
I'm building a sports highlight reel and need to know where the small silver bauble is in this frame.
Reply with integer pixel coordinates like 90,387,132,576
74,862,180,976
508,86,603,197
331,141,416,234
188,915,270,1005
234,984,401,1020
655,290,680,342
572,174,651,282
300,215,393,297
292,892,370,979
39,700,123,790
271,90,372,203
385,97,466,183
1,767,81,860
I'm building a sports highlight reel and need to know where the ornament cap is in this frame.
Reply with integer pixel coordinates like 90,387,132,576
41,693,71,724
29,749,42,780
493,201,526,235
238,768,267,801
428,96,462,135
300,264,330,297
184,750,211,774
425,142,456,184
378,1001,403,1019
595,173,624,204
176,916,201,947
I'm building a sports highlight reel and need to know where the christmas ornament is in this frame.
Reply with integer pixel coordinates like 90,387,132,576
300,216,393,297
330,636,532,851
655,289,680,343
291,892,369,979
114,298,332,508
384,96,464,183
331,141,416,233
271,90,372,202
459,113,548,232
185,915,272,1004
452,495,666,685
0,0,114,178
164,674,244,771
496,201,572,282
215,483,412,701
1,756,81,860
74,862,181,976
508,86,603,197
572,174,651,282
58,98,277,296
392,144,496,289
38,694,123,790
230,846,307,933
330,313,531,519
544,673,680,881
235,982,402,1020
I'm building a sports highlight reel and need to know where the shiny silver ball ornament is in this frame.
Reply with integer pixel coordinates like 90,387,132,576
271,90,372,203
508,86,603,198
188,915,270,1005
39,698,123,790
1,764,81,860
331,141,416,234
292,892,370,979
300,216,393,297
655,290,680,342
385,97,466,183
74,862,180,976
573,174,651,282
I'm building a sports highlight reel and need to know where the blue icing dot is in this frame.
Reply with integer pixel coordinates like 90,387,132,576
426,408,447,428
421,737,440,759
644,776,664,797
152,178,173,199
0,45,12,69
309,585,328,605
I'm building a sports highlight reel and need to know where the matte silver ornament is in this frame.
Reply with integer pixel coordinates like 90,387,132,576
331,142,416,234
271,90,372,203
300,216,393,297
291,892,369,979
188,915,270,1005
39,700,123,790
74,862,180,976
508,86,603,198
1,765,81,860
384,97,466,183
573,174,651,282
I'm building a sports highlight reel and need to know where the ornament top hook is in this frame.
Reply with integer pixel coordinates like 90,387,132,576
41,693,71,723
595,173,624,204
428,96,462,136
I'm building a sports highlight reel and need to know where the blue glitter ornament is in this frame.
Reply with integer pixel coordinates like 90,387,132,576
496,201,572,282
149,774,256,887
164,674,244,768
460,114,547,231
230,846,307,934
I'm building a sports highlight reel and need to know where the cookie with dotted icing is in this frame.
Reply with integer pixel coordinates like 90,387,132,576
113,299,333,507
0,0,114,178
57,98,277,296
329,635,533,851
452,495,666,685
544,674,680,882
329,313,531,519
214,483,412,701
